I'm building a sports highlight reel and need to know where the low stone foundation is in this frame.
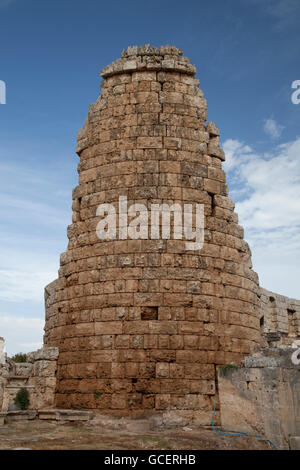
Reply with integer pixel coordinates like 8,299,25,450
0,409,94,425
1,342,300,450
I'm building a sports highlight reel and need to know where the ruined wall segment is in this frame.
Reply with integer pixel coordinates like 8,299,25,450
260,288,300,347
44,45,263,424
0,347,58,412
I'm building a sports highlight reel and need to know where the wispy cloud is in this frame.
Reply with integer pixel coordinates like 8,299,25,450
244,0,300,30
263,118,284,139
224,137,300,230
0,163,71,227
0,265,57,303
224,136,300,297
19,341,43,350
0,315,44,356
0,162,69,304
222,139,253,171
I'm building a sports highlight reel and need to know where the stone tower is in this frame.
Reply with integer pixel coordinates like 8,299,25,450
44,45,263,424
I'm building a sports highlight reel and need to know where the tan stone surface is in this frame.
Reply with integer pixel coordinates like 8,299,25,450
218,348,300,450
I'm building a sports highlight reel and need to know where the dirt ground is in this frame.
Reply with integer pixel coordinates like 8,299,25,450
0,419,273,450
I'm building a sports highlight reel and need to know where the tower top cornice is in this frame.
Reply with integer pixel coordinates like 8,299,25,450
101,44,196,78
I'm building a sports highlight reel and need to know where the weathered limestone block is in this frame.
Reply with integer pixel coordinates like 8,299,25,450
33,360,57,377
218,348,300,449
14,363,33,376
27,347,59,363
290,436,300,450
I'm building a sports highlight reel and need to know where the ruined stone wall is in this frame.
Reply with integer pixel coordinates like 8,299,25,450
43,45,263,423
260,288,300,346
0,347,58,412
27,347,59,410
218,347,300,449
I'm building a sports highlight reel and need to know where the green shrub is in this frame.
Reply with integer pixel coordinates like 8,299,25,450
14,388,30,410
11,353,27,363
218,363,239,377
94,391,102,399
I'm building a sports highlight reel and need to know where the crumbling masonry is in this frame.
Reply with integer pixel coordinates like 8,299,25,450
2,46,299,435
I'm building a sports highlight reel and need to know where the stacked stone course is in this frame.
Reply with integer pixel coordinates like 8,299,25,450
44,45,263,424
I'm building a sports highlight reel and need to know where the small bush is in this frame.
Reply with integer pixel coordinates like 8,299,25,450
14,388,30,410
11,353,27,363
219,363,239,377
94,392,102,399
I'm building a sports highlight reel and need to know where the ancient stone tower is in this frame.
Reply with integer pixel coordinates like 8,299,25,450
44,45,263,424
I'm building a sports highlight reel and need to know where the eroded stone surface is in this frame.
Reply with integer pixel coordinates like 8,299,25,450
218,348,300,450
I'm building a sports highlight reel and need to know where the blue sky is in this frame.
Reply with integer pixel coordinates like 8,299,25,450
0,0,299,354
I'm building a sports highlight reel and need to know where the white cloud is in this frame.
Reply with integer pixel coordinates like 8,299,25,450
223,136,300,298
223,139,253,170
0,163,71,228
0,315,44,356
243,0,300,29
0,152,74,356
0,232,60,304
0,162,68,303
263,118,284,139
19,342,43,350
0,266,57,303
